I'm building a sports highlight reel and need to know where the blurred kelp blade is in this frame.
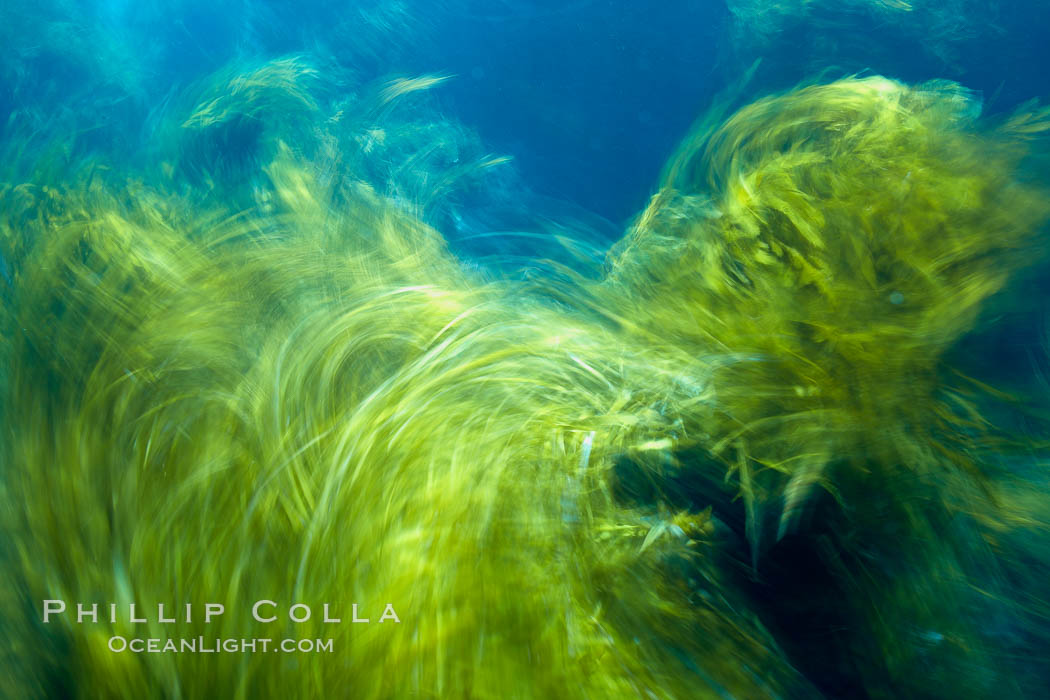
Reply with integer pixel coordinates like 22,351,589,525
599,76,1050,695
2,54,1050,700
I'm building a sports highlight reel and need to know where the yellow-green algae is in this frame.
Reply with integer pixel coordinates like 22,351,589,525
2,63,1049,698
594,76,1050,696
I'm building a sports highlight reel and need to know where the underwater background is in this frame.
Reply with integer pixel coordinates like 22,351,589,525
6,0,1050,234
3,1,1050,698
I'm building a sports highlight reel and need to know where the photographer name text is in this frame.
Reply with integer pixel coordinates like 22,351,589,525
42,600,400,624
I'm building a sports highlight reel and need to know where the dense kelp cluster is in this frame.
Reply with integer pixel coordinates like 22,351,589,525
597,76,1050,696
1,44,1050,700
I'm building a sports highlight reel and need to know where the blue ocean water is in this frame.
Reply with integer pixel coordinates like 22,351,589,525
5,1,1050,231
4,1,1049,248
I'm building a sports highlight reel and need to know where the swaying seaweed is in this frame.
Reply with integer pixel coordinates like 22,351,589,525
597,75,1050,696
2,59,1050,700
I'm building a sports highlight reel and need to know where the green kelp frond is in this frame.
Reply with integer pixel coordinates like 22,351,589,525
181,57,321,130
2,65,1050,699
0,62,813,699
604,75,1049,513
597,76,1050,695
0,166,802,698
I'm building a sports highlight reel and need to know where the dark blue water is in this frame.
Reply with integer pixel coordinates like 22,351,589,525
5,1,1049,232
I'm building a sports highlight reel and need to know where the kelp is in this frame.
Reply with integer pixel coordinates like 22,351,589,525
596,75,1050,696
2,62,1050,700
